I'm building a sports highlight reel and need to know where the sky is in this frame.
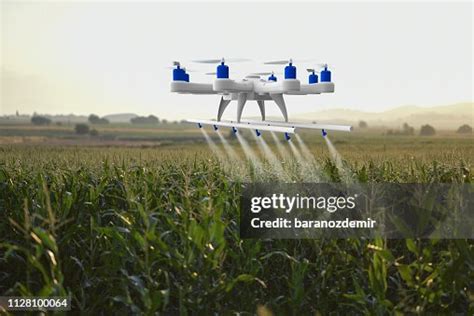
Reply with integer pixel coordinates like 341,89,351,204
1,1,472,120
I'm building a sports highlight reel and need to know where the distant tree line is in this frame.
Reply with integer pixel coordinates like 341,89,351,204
387,123,415,136
31,115,51,126
385,123,471,136
74,123,98,136
75,124,90,134
28,114,184,126
386,123,437,136
130,115,159,124
88,114,109,124
419,124,436,136
457,124,472,134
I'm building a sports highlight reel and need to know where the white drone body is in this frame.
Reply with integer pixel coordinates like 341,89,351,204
170,58,352,139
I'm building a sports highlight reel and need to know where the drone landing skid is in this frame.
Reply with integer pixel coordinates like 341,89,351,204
216,93,288,123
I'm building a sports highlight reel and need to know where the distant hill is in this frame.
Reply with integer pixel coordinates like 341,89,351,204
103,113,138,123
293,102,473,130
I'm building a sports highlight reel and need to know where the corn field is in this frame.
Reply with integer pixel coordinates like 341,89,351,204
0,144,473,314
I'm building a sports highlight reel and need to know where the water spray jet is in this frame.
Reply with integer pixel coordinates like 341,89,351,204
200,128,226,163
236,132,263,173
252,132,288,181
324,136,354,183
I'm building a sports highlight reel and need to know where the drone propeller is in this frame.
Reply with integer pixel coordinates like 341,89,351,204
245,75,261,79
306,64,334,72
205,72,217,75
192,58,251,64
248,71,279,82
316,63,333,69
264,59,293,65
168,61,197,72
249,71,282,76
264,58,319,65
167,66,196,72
250,72,273,76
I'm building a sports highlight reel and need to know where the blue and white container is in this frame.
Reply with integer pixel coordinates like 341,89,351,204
217,62,229,79
321,66,331,82
284,63,296,79
173,67,186,81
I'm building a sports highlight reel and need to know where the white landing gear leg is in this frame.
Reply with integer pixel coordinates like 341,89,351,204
236,93,248,123
270,93,288,122
257,100,265,121
217,96,231,121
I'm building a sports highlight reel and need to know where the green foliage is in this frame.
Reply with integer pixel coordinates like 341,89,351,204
88,114,109,124
420,124,436,136
0,146,473,314
387,123,415,136
130,115,159,125
457,124,472,134
358,120,368,129
74,123,90,135
31,115,52,126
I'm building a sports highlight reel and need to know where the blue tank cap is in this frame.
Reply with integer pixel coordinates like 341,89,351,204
268,74,277,82
217,62,229,79
173,66,186,81
321,66,331,82
284,63,297,79
309,72,318,84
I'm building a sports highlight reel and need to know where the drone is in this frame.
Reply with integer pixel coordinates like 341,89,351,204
170,58,352,140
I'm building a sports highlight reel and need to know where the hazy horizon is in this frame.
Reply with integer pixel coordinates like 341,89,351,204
1,1,473,120
2,101,472,117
